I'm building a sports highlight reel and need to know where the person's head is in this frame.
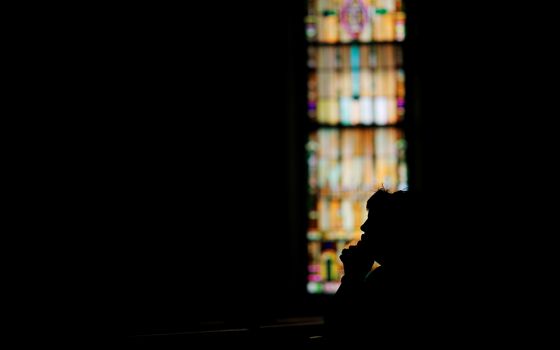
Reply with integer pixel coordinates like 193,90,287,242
360,188,414,265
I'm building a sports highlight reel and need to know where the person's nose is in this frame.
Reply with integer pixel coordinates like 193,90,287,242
360,220,369,232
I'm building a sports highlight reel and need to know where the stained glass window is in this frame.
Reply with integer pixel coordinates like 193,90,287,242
305,0,407,294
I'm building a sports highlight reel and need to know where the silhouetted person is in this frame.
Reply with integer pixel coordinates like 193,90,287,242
323,188,429,347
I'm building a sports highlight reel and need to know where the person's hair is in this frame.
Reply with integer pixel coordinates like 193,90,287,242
366,188,412,224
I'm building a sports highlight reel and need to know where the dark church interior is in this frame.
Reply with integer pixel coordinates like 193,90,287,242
95,1,560,347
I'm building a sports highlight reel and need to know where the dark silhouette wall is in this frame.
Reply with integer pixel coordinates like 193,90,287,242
109,1,310,336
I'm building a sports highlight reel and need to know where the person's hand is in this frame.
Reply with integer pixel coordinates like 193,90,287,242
340,240,376,282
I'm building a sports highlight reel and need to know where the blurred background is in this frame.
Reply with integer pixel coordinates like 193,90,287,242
102,0,559,345
113,0,441,338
